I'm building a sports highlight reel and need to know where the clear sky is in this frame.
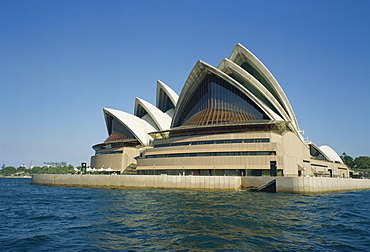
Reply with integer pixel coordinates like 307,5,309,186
1,0,369,167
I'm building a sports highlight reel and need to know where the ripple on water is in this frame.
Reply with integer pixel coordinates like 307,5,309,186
1,179,370,251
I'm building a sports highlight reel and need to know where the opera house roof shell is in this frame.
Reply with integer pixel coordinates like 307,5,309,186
98,43,343,165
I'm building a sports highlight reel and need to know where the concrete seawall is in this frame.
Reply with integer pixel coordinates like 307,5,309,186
275,177,370,193
31,174,370,193
31,174,242,191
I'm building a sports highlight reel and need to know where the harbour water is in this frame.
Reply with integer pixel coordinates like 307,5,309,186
1,178,370,251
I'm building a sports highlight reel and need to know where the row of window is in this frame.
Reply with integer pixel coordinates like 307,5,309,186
93,142,126,151
93,140,140,151
146,151,275,159
154,138,269,148
95,151,123,156
138,169,282,176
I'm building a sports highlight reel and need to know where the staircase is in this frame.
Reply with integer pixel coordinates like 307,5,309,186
122,163,137,175
251,179,276,192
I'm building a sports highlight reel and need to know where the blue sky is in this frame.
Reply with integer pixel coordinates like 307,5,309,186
1,0,369,167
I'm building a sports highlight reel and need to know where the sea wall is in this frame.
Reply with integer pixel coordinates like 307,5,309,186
31,174,370,193
31,174,242,191
276,177,370,193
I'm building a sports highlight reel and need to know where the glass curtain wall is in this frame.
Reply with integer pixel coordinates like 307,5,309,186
241,61,282,105
135,104,147,118
174,73,269,127
158,88,175,112
310,145,330,162
104,117,137,143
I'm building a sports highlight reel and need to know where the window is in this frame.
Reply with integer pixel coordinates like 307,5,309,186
310,145,330,162
173,73,269,127
96,151,123,156
104,117,137,143
146,151,275,159
154,138,269,148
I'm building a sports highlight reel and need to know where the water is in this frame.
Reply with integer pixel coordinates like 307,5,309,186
1,178,370,251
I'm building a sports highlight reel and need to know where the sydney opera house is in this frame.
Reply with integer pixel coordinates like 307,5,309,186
91,44,349,178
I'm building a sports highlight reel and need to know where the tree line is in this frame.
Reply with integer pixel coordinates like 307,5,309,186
0,164,79,177
340,153,370,170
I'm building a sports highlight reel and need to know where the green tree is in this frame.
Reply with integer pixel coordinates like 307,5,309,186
67,165,75,173
340,152,354,168
1,166,17,176
30,166,43,174
28,165,75,174
354,156,370,169
17,166,27,173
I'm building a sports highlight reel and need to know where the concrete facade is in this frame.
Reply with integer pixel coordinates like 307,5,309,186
137,130,348,178
91,146,140,173
32,174,370,193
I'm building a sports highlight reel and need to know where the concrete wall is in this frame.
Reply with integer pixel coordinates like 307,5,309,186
91,147,140,173
31,174,370,193
276,177,370,193
32,174,242,191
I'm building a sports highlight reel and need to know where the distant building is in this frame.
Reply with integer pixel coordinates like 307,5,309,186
91,44,349,178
